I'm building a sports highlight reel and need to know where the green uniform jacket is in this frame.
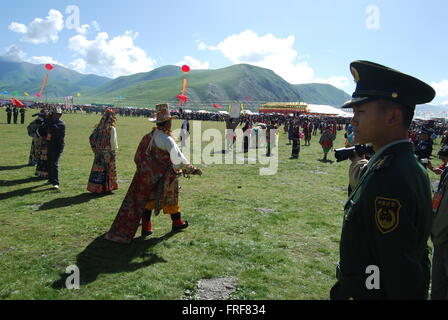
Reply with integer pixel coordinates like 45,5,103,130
331,141,432,300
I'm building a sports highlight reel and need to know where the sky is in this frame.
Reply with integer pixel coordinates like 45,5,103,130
1,0,448,104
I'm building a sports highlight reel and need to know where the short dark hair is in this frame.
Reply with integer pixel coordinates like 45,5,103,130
376,99,414,129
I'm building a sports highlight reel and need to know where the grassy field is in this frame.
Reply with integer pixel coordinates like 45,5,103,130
0,109,439,300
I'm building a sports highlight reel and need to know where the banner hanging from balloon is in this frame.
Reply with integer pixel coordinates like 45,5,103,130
39,74,49,96
37,63,53,98
178,65,190,106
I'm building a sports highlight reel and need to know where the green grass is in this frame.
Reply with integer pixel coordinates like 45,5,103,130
0,109,439,300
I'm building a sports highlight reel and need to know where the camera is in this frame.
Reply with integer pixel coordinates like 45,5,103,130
334,144,374,162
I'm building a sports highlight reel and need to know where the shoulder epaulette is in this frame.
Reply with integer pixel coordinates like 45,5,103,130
372,155,392,171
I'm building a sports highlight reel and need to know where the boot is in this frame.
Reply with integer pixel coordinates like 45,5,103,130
171,212,189,232
141,210,153,237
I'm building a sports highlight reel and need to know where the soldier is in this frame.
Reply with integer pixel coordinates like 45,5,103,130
13,107,19,124
20,107,26,124
330,60,435,300
6,105,12,124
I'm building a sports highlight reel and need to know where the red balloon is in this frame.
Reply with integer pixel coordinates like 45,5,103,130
45,64,54,71
181,65,190,73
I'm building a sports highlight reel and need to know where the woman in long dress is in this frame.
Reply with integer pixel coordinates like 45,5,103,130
87,109,119,193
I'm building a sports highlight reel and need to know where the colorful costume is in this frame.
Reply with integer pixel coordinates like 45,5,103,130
104,104,201,244
34,112,50,178
319,128,335,161
87,110,118,193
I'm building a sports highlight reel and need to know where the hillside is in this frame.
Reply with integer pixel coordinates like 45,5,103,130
293,83,351,107
0,58,111,97
88,64,304,105
0,59,362,107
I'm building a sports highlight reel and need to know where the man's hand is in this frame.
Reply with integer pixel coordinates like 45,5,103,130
182,165,203,177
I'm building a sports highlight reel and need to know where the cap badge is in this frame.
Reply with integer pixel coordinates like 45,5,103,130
350,66,360,83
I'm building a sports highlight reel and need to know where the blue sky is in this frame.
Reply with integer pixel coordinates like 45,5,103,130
1,0,448,103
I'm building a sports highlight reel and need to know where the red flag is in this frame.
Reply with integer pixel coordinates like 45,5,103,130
11,98,24,107
177,94,188,102
212,104,223,109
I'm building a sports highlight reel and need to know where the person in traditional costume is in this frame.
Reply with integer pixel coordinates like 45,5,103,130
225,116,237,152
104,104,202,244
34,109,50,178
27,110,47,166
319,125,335,161
87,108,119,194
242,120,251,153
43,106,66,189
304,121,313,146
289,120,301,159
179,119,190,148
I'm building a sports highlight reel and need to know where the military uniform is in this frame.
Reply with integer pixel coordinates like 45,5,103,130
331,60,435,300
6,106,12,124
331,141,432,299
13,107,18,124
20,108,25,124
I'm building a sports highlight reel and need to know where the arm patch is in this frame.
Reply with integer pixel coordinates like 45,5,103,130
375,197,401,234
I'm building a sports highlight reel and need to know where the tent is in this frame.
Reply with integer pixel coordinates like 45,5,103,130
306,104,353,117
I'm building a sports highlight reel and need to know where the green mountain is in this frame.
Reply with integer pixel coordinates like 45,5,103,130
0,58,111,97
88,64,306,105
293,83,351,107
0,59,352,107
86,65,185,96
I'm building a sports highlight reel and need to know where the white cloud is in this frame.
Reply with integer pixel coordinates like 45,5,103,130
2,45,62,67
68,58,87,73
27,56,62,66
8,9,64,44
76,24,90,35
198,42,208,50
206,30,315,84
8,22,27,34
314,76,350,90
176,56,209,69
91,21,101,32
68,31,155,78
432,80,448,98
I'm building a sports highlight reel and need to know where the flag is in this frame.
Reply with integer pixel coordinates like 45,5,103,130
24,92,29,96
76,93,81,97
212,104,223,109
11,98,24,107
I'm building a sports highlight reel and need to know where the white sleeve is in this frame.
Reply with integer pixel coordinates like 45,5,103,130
155,131,190,169
110,127,118,151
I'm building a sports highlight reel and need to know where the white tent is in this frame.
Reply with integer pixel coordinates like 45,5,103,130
307,104,353,117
